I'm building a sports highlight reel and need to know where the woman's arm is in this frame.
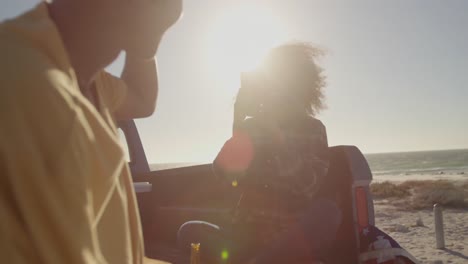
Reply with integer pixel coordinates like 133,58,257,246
213,129,254,182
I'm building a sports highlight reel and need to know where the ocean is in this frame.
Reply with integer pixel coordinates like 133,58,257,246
365,149,468,176
149,162,201,171
150,149,468,178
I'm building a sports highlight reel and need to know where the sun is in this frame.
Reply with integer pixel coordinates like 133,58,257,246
205,4,288,77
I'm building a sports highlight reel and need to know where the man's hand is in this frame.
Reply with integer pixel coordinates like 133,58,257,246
125,0,183,59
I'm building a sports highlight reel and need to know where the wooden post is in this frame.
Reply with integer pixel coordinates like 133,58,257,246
434,203,445,249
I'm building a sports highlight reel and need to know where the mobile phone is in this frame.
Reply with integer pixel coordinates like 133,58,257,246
239,72,263,116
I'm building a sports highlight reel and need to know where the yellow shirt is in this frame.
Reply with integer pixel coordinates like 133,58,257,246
0,3,144,264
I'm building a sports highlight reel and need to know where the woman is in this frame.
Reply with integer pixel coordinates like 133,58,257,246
178,43,342,264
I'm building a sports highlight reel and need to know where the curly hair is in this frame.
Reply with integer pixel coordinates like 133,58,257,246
260,42,327,116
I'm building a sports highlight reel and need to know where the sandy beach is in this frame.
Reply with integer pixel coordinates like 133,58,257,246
372,174,468,264
373,174,467,184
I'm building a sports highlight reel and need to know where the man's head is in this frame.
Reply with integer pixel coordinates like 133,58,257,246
117,0,183,57
259,42,327,116
52,0,182,57
103,0,183,57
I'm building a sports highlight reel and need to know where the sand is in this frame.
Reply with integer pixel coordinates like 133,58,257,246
373,175,468,264
373,173,468,183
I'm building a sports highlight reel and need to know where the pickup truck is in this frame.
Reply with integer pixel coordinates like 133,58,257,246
119,119,382,264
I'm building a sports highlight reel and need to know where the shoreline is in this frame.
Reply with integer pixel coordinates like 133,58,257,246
373,173,467,183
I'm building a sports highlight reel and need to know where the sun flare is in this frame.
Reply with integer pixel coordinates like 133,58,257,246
206,4,288,76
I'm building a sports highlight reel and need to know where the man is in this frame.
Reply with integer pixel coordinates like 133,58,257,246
0,0,182,263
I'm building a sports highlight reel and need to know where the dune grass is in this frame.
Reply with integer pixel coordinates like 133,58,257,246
371,180,468,210
369,181,411,199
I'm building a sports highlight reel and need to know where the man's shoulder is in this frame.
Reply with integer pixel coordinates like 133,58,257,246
0,3,75,98
0,43,76,111
0,21,77,106
0,24,79,136
0,43,82,162
0,19,52,76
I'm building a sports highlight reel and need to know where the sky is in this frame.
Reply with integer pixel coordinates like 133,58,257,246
2,0,468,164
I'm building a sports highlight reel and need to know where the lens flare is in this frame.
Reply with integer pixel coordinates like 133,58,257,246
221,249,229,261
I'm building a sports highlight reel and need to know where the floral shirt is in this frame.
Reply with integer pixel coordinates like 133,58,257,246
214,115,329,244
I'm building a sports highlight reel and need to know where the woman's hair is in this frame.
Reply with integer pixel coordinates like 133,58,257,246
260,42,327,116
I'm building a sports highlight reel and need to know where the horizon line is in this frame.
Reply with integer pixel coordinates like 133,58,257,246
364,147,468,156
